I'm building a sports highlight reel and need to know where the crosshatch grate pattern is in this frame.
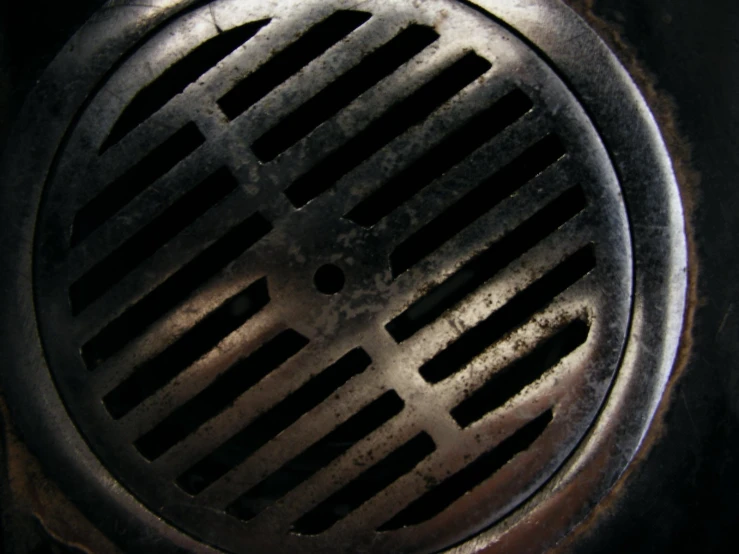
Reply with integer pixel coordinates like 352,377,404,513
32,0,634,552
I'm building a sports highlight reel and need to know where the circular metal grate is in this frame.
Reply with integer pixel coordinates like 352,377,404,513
0,0,687,553
34,1,631,551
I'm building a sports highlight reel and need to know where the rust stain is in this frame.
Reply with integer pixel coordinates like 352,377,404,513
0,396,121,554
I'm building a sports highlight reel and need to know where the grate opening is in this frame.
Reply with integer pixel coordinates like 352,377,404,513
345,89,533,227
284,51,492,208
217,11,371,120
70,167,238,314
389,134,567,279
386,185,586,343
99,19,271,153
103,277,270,419
451,321,588,428
71,122,205,246
251,25,439,162
226,391,405,522
177,348,373,495
134,330,309,461
80,212,272,369
379,409,553,530
292,432,436,535
419,245,596,384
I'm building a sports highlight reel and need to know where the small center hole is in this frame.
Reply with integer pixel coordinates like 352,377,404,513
314,264,345,295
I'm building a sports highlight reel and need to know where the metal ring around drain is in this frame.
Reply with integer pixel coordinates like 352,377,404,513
0,0,687,553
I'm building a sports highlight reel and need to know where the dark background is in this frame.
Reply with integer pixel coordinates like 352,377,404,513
1,0,738,552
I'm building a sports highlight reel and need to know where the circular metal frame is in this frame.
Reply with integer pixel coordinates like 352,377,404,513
31,0,635,550
0,0,687,553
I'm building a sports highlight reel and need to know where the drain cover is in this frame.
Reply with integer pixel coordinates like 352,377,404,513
0,0,687,553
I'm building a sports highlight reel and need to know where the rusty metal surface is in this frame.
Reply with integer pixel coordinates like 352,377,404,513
0,0,687,553
0,398,119,554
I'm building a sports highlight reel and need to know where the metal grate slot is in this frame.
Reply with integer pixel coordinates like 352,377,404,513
345,89,533,227
71,122,205,246
134,330,309,460
251,25,440,162
451,321,588,428
81,212,272,369
387,186,586,343
292,432,436,535
70,167,238,314
227,391,405,522
419,245,596,384
218,11,372,120
177,348,373,495
103,277,270,419
378,410,553,530
284,52,492,208
389,135,567,278
99,19,271,153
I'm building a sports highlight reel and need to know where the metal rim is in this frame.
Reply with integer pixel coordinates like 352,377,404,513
0,0,687,553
